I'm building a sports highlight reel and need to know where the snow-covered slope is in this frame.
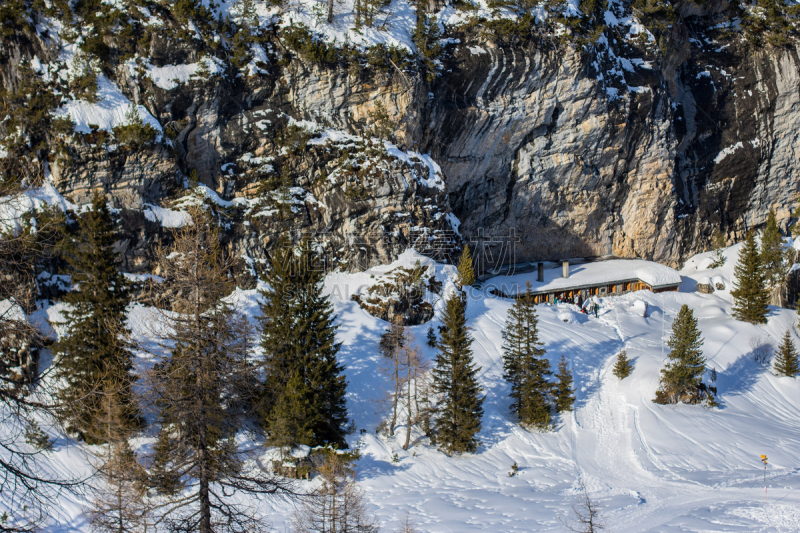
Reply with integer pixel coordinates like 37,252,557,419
7,246,800,531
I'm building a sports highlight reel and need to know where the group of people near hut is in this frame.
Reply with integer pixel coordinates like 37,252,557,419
551,292,601,317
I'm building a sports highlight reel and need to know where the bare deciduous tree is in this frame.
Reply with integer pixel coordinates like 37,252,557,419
399,330,429,451
392,513,419,533
0,175,82,531
560,480,604,533
376,325,432,448
750,336,774,365
291,449,379,533
85,380,151,533
377,322,404,437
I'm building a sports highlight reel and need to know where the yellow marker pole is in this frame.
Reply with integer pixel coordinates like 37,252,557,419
761,455,768,504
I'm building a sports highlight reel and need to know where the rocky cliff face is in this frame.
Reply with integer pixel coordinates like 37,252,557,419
2,0,799,273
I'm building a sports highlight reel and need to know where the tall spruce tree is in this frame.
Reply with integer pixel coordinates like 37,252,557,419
553,355,575,413
761,209,787,289
774,329,799,377
54,192,140,443
654,305,707,404
433,291,484,454
731,230,770,324
259,238,348,447
258,237,295,411
501,282,552,429
457,245,476,287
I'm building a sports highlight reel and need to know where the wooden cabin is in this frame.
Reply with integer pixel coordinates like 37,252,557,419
485,259,682,304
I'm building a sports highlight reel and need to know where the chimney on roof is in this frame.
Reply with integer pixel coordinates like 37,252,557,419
562,260,569,278
537,262,544,282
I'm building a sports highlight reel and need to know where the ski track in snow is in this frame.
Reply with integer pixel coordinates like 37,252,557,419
5,247,800,531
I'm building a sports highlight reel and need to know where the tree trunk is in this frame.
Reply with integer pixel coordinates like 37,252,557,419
403,360,412,450
198,352,212,533
327,0,333,23
390,357,398,436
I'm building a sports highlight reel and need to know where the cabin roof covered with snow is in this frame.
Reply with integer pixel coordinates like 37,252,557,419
484,259,682,296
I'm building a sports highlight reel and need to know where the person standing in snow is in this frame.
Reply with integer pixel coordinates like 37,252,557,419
577,293,583,308
594,301,599,318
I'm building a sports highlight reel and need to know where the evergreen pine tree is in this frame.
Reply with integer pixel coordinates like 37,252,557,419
789,199,800,238
654,305,707,404
433,291,484,454
267,371,315,451
426,325,437,348
731,230,770,324
709,231,726,268
553,355,575,413
761,209,787,289
258,237,296,413
612,350,633,380
457,244,476,287
501,282,552,429
774,329,800,377
259,238,348,447
54,191,140,443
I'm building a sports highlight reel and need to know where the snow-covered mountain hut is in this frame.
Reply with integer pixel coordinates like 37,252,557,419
485,259,682,304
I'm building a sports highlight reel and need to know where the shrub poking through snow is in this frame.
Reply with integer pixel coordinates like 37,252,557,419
654,305,709,405
112,105,159,148
433,291,484,454
750,336,774,365
731,230,769,324
502,282,552,429
554,355,575,413
612,350,633,380
561,479,605,532
774,330,799,378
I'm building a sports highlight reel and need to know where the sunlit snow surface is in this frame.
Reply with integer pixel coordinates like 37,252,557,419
6,247,800,531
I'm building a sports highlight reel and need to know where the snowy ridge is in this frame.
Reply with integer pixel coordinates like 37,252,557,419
0,184,78,234
137,57,225,91
55,75,163,135
303,121,447,191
